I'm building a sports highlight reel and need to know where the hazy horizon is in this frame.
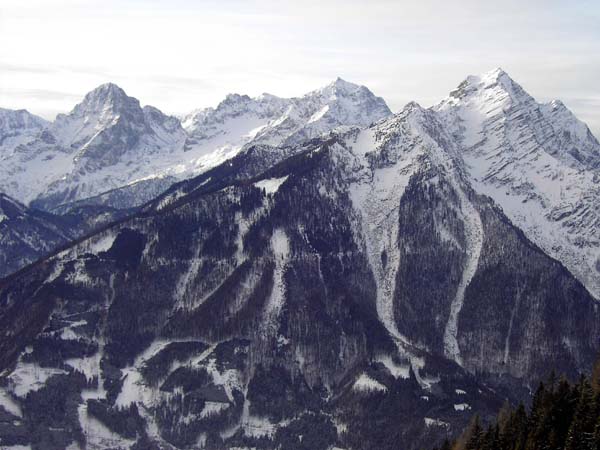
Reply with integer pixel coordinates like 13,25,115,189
1,0,599,136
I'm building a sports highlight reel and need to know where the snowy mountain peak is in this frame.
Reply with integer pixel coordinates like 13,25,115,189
462,67,510,87
478,66,508,81
69,82,140,119
295,78,391,131
402,100,425,113
444,67,531,109
0,108,49,155
380,101,430,133
180,79,391,166
327,76,361,91
313,77,376,100
221,93,252,105
181,92,288,136
48,83,147,154
433,68,600,300
0,108,48,132
83,82,129,103
436,68,600,168
0,83,189,206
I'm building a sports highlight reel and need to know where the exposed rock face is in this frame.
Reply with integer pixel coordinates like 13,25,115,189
0,100,597,450
434,68,600,299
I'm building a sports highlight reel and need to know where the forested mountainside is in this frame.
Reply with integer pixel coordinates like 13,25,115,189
0,193,131,278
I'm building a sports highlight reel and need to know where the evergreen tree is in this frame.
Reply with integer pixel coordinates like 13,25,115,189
465,416,484,450
591,356,600,393
548,377,578,450
513,403,529,450
480,425,499,450
526,382,550,450
565,377,596,450
593,415,600,450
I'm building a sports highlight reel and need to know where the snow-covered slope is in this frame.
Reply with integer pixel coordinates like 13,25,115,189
0,108,48,155
178,93,291,175
434,68,600,299
178,77,391,176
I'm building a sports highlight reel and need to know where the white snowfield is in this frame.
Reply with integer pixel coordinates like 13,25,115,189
425,417,450,428
454,403,471,411
343,118,430,380
253,175,289,195
353,373,388,393
375,354,411,379
264,228,290,330
347,125,419,352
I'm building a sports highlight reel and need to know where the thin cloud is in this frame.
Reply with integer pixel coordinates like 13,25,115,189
0,62,55,74
0,87,81,102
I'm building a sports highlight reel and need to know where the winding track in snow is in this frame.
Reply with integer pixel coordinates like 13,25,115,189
261,228,290,336
442,186,483,366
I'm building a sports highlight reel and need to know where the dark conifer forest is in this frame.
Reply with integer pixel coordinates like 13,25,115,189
434,360,600,450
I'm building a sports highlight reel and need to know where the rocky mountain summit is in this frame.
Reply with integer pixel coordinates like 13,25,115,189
0,83,188,209
434,68,600,299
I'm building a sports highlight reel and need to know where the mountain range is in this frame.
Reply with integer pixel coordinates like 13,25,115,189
0,69,599,450
0,78,390,211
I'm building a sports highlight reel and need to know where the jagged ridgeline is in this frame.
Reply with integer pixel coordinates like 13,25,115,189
1,90,599,450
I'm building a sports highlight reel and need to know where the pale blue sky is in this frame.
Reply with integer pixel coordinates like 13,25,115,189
1,0,599,135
